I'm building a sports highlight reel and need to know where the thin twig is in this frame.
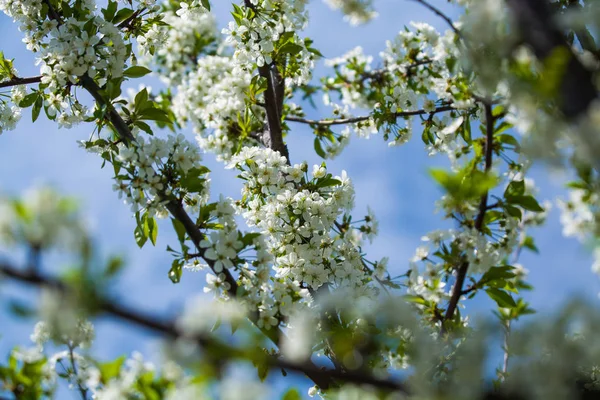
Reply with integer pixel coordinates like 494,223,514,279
285,105,454,127
410,0,461,37
68,344,89,400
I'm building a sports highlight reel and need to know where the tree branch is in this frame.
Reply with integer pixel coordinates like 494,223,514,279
285,105,454,127
0,75,42,89
442,102,495,329
411,0,461,37
258,65,289,162
0,262,409,394
79,76,135,144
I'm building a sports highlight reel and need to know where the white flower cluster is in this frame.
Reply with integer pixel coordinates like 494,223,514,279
30,319,94,351
558,188,596,241
381,22,471,106
230,147,371,292
84,133,207,217
38,16,127,88
177,296,248,337
222,0,314,84
424,114,468,163
0,92,22,134
184,193,312,330
557,188,600,277
0,186,86,249
173,56,256,161
317,23,468,151
324,46,376,110
323,0,378,26
0,0,125,86
0,0,126,127
139,5,217,84
407,219,520,307
242,268,309,329
11,318,97,393
199,196,243,275
93,352,157,399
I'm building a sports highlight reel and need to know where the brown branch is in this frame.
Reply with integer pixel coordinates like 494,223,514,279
259,65,289,162
411,0,461,37
42,0,61,22
79,76,135,144
0,262,408,394
285,105,454,127
0,75,42,89
164,202,238,294
442,102,495,329
273,60,286,118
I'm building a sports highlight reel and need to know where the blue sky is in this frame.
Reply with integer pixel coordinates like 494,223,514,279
0,0,598,397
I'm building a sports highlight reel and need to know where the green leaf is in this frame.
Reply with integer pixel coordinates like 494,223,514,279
168,260,182,283
112,8,134,24
147,216,158,246
9,300,35,317
242,232,262,247
492,105,505,117
171,218,187,243
18,92,38,108
180,167,209,193
481,266,516,283
315,177,341,188
496,133,520,150
504,180,525,198
138,107,171,123
105,256,124,277
282,388,302,400
430,168,497,203
486,288,517,308
509,195,544,212
460,115,471,143
98,356,126,383
133,88,149,112
279,42,304,56
231,318,241,334
314,137,326,158
503,204,522,220
403,294,428,306
134,120,153,135
102,0,118,21
32,96,42,122
257,360,269,382
123,65,152,78
522,235,539,253
134,225,148,248
200,0,210,10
